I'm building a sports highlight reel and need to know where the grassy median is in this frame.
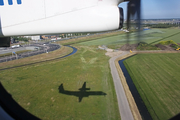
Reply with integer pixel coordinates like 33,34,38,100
123,53,180,120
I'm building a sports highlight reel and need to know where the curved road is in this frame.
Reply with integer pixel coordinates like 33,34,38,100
109,51,134,120
0,44,60,63
0,46,77,71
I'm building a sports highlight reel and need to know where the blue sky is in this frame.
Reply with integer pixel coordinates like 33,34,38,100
118,0,180,19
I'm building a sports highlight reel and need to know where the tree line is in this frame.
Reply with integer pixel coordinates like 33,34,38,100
12,36,31,42
143,23,179,28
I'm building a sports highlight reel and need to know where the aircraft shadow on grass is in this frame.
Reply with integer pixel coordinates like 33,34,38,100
58,82,107,102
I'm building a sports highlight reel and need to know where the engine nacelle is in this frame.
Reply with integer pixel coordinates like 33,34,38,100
0,0,124,37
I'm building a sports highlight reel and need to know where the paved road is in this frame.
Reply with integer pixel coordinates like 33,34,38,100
0,47,26,55
0,46,77,71
109,51,134,120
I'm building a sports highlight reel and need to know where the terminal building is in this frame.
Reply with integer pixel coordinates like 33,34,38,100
24,35,60,40
23,36,41,41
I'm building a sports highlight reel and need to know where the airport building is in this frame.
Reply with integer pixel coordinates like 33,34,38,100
24,36,41,41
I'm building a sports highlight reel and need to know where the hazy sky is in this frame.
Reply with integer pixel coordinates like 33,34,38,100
118,0,180,19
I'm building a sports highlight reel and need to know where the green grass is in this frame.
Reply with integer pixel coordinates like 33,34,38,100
1,28,180,120
123,53,180,120
0,45,120,120
159,40,178,46
149,30,180,45
78,29,162,46
136,42,161,50
57,31,126,46
78,28,180,49
162,32,180,43
158,40,180,49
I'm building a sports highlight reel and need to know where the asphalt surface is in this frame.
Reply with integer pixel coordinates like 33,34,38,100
109,51,134,120
0,47,26,55
0,44,60,63
0,46,77,71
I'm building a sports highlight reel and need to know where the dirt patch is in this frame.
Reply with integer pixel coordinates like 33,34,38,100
119,44,138,51
155,44,175,51
105,51,123,57
177,43,180,46
155,44,169,50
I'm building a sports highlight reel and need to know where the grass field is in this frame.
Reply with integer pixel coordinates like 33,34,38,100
1,28,180,120
78,28,180,48
57,31,125,46
123,53,180,120
0,45,120,120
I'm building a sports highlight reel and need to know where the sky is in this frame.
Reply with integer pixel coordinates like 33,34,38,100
118,0,180,19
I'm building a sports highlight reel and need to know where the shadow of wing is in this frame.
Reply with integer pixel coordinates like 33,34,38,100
82,82,86,89
78,82,90,91
58,84,80,97
87,91,107,96
79,96,83,102
58,84,64,93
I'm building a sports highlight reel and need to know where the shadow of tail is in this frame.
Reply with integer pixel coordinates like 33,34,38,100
58,84,64,93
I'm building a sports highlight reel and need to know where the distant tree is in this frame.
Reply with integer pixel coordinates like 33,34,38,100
143,23,178,28
12,36,31,42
